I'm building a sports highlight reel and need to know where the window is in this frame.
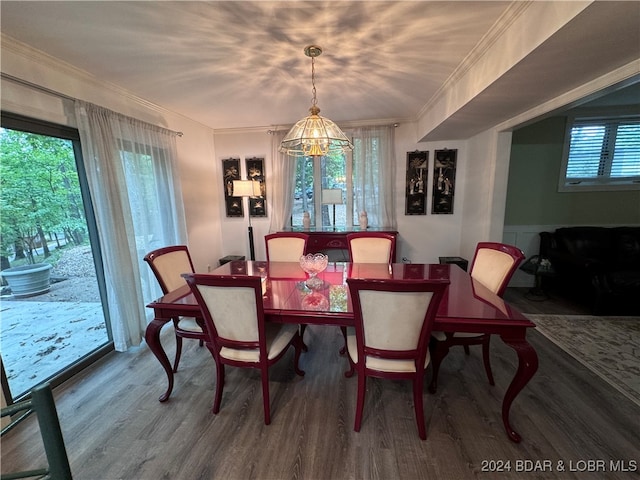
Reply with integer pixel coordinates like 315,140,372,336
290,125,395,229
292,152,349,228
560,115,640,191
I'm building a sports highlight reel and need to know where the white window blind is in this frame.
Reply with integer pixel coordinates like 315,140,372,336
561,116,640,191
612,122,640,176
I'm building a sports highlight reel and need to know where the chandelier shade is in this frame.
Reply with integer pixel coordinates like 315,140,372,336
279,45,353,158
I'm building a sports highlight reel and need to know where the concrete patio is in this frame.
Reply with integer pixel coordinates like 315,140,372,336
0,291,107,398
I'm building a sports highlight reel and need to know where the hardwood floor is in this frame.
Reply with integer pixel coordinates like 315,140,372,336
503,287,592,316
2,293,638,480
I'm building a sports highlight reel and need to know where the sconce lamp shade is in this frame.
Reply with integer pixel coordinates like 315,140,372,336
233,180,261,197
322,188,343,204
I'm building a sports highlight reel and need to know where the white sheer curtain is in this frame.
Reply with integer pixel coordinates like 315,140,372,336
268,129,297,232
351,125,397,228
75,101,188,351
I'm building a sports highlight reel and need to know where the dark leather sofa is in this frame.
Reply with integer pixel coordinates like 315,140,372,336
539,226,640,315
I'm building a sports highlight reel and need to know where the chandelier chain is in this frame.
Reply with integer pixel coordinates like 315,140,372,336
310,56,317,107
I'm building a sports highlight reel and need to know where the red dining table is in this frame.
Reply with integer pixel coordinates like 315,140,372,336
146,261,538,443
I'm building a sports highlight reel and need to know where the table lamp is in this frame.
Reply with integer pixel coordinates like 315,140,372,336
321,188,343,230
233,180,261,261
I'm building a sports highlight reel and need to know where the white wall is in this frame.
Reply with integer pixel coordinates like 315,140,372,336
459,129,506,261
212,129,273,262
394,123,467,264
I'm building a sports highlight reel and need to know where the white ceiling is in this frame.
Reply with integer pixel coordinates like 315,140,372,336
1,1,639,139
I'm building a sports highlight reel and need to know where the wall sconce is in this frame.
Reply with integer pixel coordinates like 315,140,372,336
233,180,261,261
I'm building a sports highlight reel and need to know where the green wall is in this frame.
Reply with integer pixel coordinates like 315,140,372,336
504,116,640,226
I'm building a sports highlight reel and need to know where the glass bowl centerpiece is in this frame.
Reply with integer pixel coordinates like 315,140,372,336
299,253,328,289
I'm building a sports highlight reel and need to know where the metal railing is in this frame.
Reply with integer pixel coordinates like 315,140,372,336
1,383,72,480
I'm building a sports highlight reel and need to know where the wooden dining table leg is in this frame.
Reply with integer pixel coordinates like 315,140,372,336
144,315,174,402
499,332,539,443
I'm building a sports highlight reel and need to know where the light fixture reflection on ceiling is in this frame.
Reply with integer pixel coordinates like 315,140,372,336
279,45,354,157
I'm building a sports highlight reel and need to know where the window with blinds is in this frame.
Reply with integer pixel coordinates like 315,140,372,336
560,116,640,191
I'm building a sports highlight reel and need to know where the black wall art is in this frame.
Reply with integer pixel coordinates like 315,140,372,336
245,157,267,217
222,157,243,217
405,150,429,215
432,149,457,214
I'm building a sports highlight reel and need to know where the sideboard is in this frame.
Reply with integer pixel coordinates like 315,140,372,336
280,227,399,262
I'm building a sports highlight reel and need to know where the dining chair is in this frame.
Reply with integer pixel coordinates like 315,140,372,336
428,241,525,393
344,277,449,440
183,273,305,425
144,245,206,373
264,232,309,262
346,232,396,264
265,232,310,344
342,231,397,353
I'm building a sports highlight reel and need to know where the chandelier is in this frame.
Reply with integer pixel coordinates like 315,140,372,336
279,45,353,157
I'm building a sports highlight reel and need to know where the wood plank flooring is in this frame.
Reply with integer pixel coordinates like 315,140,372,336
503,287,592,316
2,289,638,480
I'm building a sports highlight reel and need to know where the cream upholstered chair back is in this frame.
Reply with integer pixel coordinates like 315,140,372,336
184,274,300,364
347,232,396,264
470,242,525,297
359,289,434,371
347,279,447,372
265,232,309,262
144,245,194,293
194,283,260,344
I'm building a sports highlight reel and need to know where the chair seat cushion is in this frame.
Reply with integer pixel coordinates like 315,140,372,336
346,327,430,373
176,317,203,333
220,323,298,362
431,330,483,341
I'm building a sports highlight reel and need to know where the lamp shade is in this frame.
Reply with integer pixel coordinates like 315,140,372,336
233,180,261,197
279,107,354,157
322,188,343,204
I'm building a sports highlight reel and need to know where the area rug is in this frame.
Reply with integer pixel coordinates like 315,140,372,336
525,314,640,406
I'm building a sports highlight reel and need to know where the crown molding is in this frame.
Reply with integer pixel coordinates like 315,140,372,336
1,34,150,108
1,34,208,130
417,1,532,119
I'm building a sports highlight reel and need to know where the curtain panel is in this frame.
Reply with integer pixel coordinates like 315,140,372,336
350,125,397,229
75,101,187,351
268,129,297,232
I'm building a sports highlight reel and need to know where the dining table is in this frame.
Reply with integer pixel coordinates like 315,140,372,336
146,260,538,443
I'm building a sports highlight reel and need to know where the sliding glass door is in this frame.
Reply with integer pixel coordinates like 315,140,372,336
0,113,113,401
